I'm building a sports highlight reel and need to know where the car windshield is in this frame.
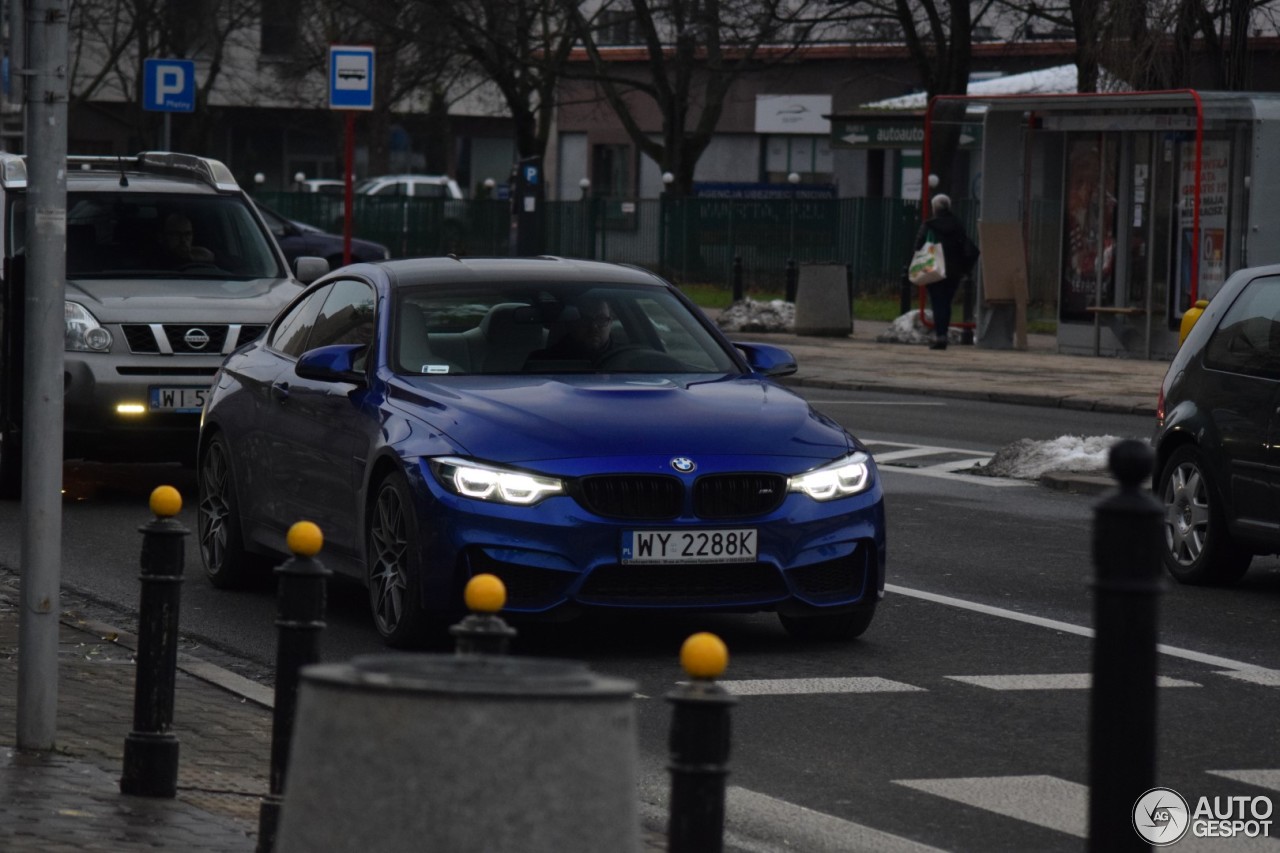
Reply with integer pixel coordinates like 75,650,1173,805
14,192,283,279
393,282,740,376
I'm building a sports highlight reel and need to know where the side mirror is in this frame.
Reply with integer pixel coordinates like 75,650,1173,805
296,344,367,384
735,342,797,377
294,256,329,283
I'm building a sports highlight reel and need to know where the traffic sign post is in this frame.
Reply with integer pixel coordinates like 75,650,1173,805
143,59,196,151
329,46,375,265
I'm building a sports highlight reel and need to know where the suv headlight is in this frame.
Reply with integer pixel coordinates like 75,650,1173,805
429,457,564,506
788,452,872,501
65,302,112,352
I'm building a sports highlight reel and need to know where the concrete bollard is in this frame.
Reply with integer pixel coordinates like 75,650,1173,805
120,486,188,798
276,576,639,853
257,521,331,853
1087,439,1162,851
667,632,735,853
793,262,854,336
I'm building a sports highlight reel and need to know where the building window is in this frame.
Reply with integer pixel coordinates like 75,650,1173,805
764,135,833,184
598,10,638,46
260,0,301,56
592,144,633,198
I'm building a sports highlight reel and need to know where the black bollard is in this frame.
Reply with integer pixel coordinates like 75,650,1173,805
258,522,331,853
731,255,744,303
960,273,975,345
1087,440,1162,851
450,574,517,655
121,486,189,798
667,633,735,853
784,258,798,303
899,264,912,316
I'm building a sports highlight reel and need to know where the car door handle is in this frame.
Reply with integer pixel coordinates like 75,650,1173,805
271,381,290,402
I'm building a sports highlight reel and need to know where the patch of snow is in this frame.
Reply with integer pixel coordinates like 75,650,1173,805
875,310,964,345
974,434,1135,479
715,298,795,333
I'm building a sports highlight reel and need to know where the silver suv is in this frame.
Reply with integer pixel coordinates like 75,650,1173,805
0,151,327,497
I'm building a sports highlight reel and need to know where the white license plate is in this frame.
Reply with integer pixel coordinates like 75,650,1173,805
622,529,757,565
149,386,208,413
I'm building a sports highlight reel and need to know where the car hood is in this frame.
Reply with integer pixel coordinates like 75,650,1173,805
389,374,853,462
66,276,302,323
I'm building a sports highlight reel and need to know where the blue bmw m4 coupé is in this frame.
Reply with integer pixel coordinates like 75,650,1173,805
196,257,885,646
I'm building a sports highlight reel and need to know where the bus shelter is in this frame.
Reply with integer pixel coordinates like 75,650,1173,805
931,91,1280,359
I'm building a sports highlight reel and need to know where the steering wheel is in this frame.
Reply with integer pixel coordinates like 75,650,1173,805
594,345,685,371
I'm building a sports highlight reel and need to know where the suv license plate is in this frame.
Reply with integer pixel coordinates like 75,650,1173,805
149,386,208,413
622,529,757,565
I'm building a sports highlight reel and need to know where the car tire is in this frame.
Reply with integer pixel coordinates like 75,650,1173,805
1157,444,1252,585
0,427,19,500
779,606,875,641
367,470,435,648
197,432,272,588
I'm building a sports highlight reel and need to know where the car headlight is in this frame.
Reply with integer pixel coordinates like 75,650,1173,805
788,452,872,501
429,457,564,506
65,302,112,352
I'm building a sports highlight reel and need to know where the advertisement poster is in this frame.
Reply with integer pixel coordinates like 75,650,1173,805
1061,136,1118,321
1175,139,1231,315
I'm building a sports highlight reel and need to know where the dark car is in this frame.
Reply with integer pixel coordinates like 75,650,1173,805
1153,263,1280,584
256,204,390,268
196,257,886,646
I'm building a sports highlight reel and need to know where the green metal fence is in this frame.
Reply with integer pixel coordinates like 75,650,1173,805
258,192,987,298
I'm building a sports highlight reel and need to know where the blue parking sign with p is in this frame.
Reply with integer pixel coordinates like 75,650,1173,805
143,59,195,113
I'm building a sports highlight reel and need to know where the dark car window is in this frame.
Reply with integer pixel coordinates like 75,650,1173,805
1204,274,1280,379
24,192,283,279
271,284,331,357
311,279,376,354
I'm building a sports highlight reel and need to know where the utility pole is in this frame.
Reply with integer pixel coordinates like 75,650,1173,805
17,0,69,751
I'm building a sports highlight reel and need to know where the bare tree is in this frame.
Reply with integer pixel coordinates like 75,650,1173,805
413,0,578,167
562,0,836,197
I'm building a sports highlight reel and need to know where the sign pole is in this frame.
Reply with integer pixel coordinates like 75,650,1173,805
343,111,354,267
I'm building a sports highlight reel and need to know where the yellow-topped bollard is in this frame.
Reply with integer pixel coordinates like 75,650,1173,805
286,521,324,557
464,573,506,613
149,485,182,518
680,632,728,680
1179,299,1209,346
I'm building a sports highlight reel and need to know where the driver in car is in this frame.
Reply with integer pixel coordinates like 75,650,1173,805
159,212,215,265
527,296,616,362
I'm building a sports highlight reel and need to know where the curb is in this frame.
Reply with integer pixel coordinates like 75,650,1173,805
1038,471,1117,496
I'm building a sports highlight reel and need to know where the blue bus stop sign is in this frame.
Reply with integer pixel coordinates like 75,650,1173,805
143,59,196,113
329,46,375,111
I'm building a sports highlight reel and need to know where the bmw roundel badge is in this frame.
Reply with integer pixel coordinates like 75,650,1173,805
670,457,696,473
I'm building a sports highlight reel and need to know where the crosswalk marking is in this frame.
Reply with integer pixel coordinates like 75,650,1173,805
1208,769,1280,792
1216,668,1280,687
861,438,1032,487
946,673,1201,690
895,775,1088,838
719,677,925,696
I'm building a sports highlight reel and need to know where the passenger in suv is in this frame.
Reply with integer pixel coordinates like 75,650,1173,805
0,151,329,498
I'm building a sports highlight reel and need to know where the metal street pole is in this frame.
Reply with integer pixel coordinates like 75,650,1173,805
17,0,70,751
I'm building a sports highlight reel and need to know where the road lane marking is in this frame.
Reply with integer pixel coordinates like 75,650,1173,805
725,787,949,853
805,400,947,407
895,775,1087,838
881,466,1033,486
720,677,925,695
1208,769,1280,792
946,673,1201,690
873,447,964,463
888,583,1280,677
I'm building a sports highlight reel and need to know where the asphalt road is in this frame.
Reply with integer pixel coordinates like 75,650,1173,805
2,389,1278,851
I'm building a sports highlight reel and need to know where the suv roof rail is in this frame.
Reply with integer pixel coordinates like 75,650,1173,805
0,151,241,192
73,152,240,192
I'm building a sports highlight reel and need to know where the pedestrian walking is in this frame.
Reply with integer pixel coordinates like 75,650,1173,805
913,194,980,349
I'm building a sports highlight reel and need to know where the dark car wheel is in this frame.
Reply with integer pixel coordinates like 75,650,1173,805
198,433,271,588
367,471,434,647
779,606,875,641
1157,445,1252,585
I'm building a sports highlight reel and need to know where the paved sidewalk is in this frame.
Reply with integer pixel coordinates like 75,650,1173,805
0,323,1172,850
